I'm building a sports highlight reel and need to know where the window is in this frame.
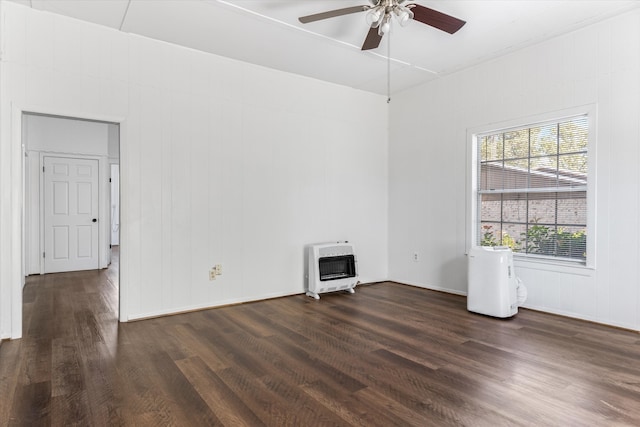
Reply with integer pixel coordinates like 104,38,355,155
476,115,589,263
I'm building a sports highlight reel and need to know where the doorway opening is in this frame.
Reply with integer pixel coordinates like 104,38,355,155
22,112,121,322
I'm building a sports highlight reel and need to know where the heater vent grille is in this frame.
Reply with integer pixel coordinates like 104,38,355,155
319,255,356,281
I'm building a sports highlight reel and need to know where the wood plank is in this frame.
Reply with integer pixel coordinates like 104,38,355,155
8,381,51,426
0,340,22,425
175,356,264,426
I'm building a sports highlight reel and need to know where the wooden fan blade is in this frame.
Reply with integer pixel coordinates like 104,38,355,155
409,4,466,34
361,26,383,50
299,6,369,24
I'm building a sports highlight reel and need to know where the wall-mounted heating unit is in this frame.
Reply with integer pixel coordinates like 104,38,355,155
306,242,358,300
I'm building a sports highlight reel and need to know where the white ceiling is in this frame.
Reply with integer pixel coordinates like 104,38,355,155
10,0,640,95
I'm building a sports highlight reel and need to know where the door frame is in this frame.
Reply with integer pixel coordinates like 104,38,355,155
9,104,127,339
109,163,120,250
39,153,103,275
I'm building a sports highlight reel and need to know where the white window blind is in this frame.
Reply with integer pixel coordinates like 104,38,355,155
477,115,588,262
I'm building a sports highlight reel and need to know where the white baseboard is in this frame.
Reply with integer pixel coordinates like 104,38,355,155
391,279,467,296
127,290,304,321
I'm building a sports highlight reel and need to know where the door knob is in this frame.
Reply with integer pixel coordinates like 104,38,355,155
92,218,97,223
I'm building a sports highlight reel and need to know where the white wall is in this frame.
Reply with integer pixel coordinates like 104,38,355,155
24,114,109,154
0,0,5,338
23,114,112,275
389,10,640,331
0,1,388,334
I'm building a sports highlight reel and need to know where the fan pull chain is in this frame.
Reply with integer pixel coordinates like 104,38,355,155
387,25,391,103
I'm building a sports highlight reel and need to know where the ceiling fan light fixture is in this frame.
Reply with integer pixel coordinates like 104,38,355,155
395,6,413,26
366,7,383,27
378,14,391,35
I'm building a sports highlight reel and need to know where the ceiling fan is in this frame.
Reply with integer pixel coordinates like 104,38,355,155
298,0,466,51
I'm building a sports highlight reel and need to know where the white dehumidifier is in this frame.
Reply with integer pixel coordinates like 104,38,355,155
467,246,519,318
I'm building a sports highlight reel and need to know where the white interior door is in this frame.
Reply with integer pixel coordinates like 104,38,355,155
44,156,99,273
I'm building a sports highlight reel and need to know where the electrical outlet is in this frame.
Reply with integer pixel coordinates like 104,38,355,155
413,252,419,262
209,268,217,281
215,264,222,275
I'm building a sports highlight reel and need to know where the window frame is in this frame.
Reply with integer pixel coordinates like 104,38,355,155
467,105,597,270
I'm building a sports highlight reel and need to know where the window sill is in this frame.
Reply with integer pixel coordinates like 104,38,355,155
513,254,594,277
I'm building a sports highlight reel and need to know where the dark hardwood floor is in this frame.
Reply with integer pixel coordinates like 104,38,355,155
1,253,639,426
